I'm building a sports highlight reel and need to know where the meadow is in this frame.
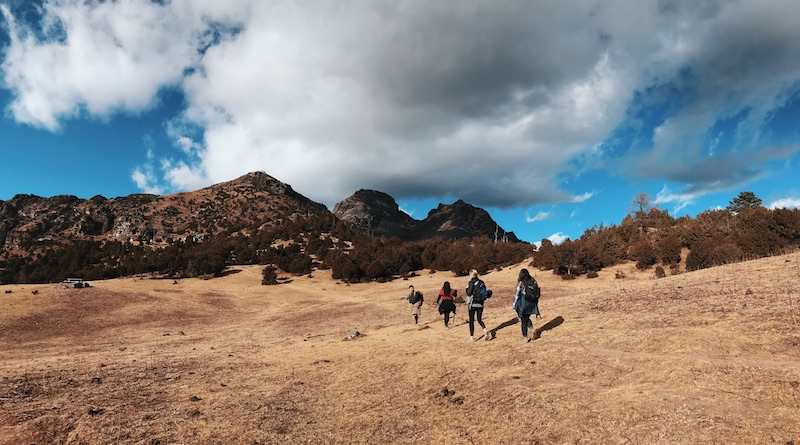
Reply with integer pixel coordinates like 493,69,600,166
2,252,799,444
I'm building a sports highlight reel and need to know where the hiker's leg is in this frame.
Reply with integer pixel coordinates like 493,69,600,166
476,307,486,329
468,307,476,336
444,311,450,327
520,314,529,337
414,314,418,324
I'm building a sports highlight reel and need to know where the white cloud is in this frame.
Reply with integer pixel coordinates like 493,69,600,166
571,192,595,203
162,160,208,192
769,197,800,210
131,166,162,195
533,231,570,248
548,232,569,245
0,1,232,129
526,210,552,223
2,0,800,212
655,185,698,216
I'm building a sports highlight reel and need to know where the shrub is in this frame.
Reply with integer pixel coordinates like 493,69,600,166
261,266,278,285
654,266,666,279
365,260,388,280
630,239,657,270
586,271,599,279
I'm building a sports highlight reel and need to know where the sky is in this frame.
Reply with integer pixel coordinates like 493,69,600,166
1,0,800,244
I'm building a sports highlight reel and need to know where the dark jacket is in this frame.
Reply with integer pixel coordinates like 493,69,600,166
466,277,485,308
513,281,540,317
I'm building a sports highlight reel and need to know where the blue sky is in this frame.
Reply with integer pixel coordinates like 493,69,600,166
2,1,800,244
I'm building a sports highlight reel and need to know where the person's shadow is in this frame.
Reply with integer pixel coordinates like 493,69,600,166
533,315,564,340
486,315,564,341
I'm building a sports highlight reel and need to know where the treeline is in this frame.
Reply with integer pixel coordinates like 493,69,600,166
532,192,800,278
0,213,532,284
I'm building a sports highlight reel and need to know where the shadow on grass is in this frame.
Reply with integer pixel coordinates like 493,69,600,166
486,317,520,340
533,315,564,340
220,268,243,277
483,315,564,341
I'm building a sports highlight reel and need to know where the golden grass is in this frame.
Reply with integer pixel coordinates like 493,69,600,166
2,252,800,444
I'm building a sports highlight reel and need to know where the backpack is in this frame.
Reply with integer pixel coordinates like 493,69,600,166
523,280,540,303
470,279,487,304
409,291,422,305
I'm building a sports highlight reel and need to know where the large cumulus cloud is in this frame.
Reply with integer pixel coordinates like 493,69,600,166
2,0,800,209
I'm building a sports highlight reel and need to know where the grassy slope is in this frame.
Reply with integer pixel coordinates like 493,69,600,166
1,252,799,444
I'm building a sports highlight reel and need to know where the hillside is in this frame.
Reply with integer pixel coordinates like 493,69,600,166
1,252,799,444
0,171,329,255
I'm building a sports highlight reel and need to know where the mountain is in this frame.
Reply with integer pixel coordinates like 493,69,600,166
0,172,519,282
333,190,521,242
0,171,330,258
331,189,417,238
420,199,520,242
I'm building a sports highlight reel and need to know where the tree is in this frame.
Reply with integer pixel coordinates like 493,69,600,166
262,266,278,285
727,191,762,214
630,192,654,219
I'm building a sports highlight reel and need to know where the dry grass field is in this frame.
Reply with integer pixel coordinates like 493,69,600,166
2,251,800,444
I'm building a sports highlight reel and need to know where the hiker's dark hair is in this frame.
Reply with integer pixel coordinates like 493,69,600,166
517,268,532,285
442,281,451,294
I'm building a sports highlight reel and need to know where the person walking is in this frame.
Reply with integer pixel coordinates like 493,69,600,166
408,285,424,325
512,268,541,342
465,269,488,342
436,281,457,329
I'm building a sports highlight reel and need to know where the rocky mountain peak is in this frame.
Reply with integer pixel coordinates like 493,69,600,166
332,189,416,238
333,191,520,242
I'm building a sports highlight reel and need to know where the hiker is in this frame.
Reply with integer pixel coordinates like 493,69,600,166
512,268,541,342
408,285,424,325
436,281,457,329
465,269,489,342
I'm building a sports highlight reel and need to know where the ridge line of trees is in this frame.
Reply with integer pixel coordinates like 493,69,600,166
532,191,799,278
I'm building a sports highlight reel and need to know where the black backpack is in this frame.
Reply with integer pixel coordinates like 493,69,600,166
523,280,540,303
409,291,422,304
470,279,487,303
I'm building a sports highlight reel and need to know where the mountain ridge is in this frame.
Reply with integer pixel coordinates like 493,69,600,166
0,171,330,256
1,172,523,262
332,189,520,242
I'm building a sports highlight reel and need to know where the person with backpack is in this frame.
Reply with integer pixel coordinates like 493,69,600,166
436,281,457,329
465,269,489,342
408,285,424,325
512,268,541,342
